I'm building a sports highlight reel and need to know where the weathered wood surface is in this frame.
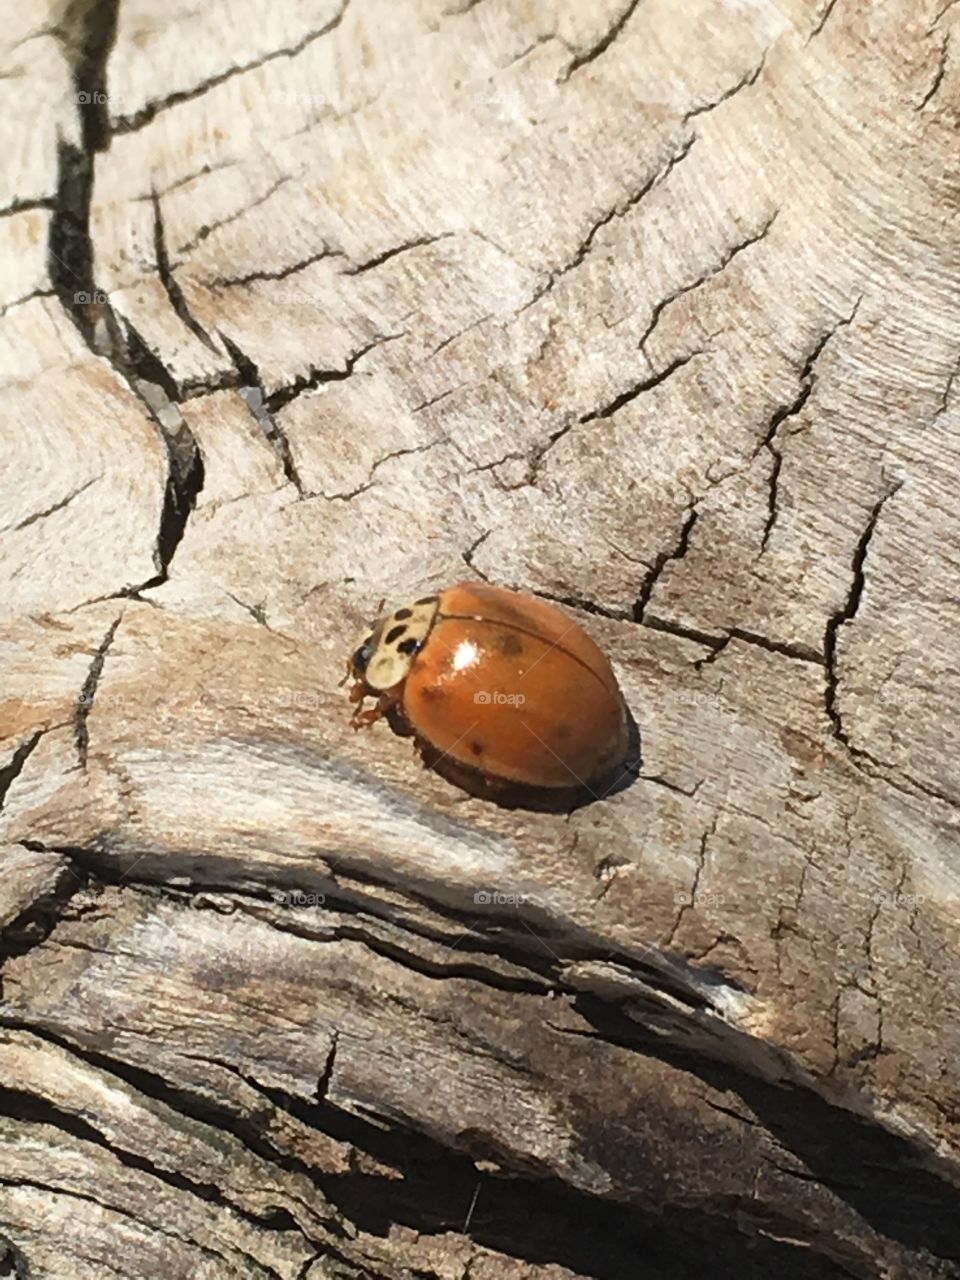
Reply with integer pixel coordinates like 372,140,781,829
3,0,960,1276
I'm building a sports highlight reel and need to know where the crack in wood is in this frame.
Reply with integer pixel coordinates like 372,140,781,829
756,299,863,552
528,349,704,485
808,0,840,42
638,212,779,354
682,51,769,123
73,615,123,768
916,33,950,108
0,738,43,814
344,234,454,276
151,191,219,352
210,245,346,291
520,133,697,309
219,331,305,495
2,477,101,536
0,1082,312,1257
110,0,354,134
633,506,698,622
265,331,407,413
823,483,903,754
560,0,646,80
176,175,294,257
48,17,207,597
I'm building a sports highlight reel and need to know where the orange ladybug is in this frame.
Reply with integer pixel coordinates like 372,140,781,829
344,581,632,804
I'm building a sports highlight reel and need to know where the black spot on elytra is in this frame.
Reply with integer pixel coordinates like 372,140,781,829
470,740,484,755
385,624,406,644
394,607,413,620
398,637,419,656
496,631,524,657
554,723,572,741
415,594,438,605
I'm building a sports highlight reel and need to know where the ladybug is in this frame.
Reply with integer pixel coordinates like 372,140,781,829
344,580,631,804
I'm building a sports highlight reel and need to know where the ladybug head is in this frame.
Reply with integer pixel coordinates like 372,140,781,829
348,595,440,691
351,636,376,676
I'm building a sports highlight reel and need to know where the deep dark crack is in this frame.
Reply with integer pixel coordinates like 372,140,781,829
152,190,218,351
0,736,43,813
633,508,698,622
110,1,353,134
74,615,123,768
823,483,903,749
49,2,205,593
219,331,305,495
561,0,645,79
757,300,862,551
265,332,406,413
530,350,703,485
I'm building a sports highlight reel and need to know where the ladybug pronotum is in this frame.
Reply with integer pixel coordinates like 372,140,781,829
344,580,631,803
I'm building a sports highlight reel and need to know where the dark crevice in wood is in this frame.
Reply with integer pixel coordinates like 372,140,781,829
520,133,697,309
637,212,778,352
74,613,122,767
58,0,119,154
210,245,346,291
561,0,645,80
0,737,42,814
345,234,452,275
110,0,354,134
567,994,960,1264
0,197,57,220
0,857,84,974
48,16,206,593
151,414,207,586
0,1086,313,1248
726,627,823,665
581,350,705,424
823,484,903,750
0,1233,29,1280
176,176,292,257
530,350,703,483
0,1019,351,1237
310,441,446,503
808,0,840,40
756,303,861,551
265,332,406,413
151,191,219,351
682,50,768,123
461,529,492,578
529,589,630,621
917,33,950,108
219,331,305,495
6,477,100,534
0,1020,864,1280
633,507,698,621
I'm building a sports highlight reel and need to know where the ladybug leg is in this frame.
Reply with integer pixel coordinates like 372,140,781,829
348,680,379,730
351,704,383,730
350,688,398,731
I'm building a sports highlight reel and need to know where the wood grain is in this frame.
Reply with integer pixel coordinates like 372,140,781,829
2,0,960,1276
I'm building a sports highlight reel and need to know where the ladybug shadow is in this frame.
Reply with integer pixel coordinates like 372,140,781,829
391,704,643,814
